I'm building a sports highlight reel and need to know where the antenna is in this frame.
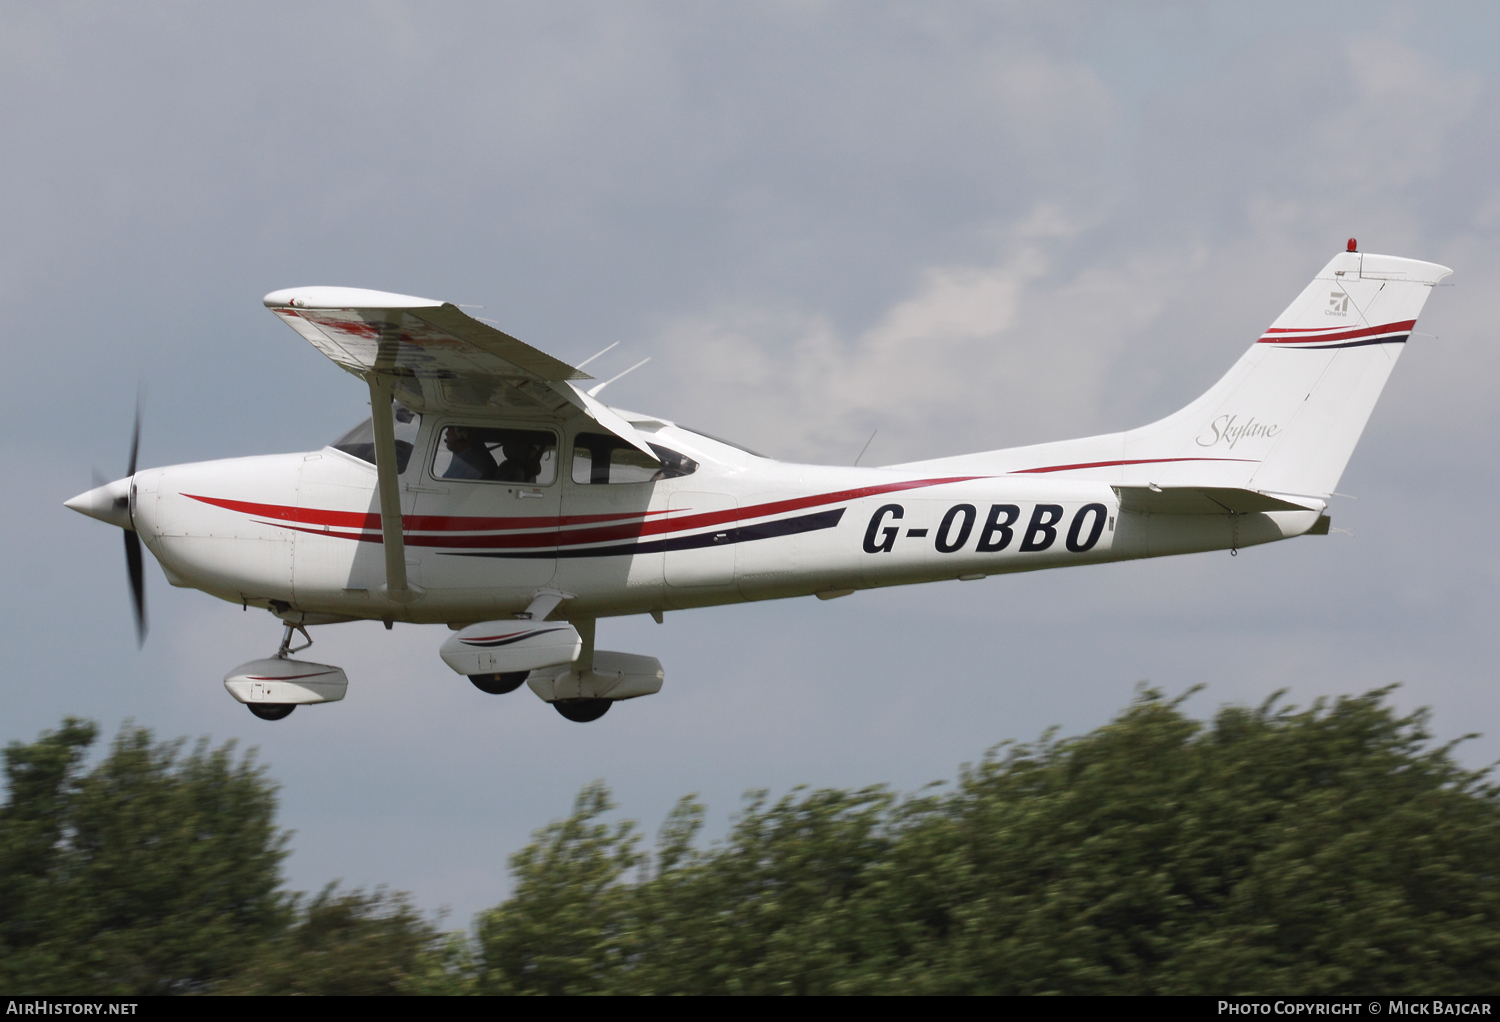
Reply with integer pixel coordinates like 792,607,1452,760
587,357,651,398
853,428,878,466
575,341,619,371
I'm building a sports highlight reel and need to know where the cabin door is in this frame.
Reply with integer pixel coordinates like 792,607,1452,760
412,420,561,593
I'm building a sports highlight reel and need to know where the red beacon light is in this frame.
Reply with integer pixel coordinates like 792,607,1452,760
1347,238,1358,252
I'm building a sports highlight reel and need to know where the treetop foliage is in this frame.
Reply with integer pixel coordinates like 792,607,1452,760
0,719,457,995
475,686,1500,995
4,686,1499,995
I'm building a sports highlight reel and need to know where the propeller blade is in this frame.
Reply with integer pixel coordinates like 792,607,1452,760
125,396,145,646
125,529,147,646
127,404,141,478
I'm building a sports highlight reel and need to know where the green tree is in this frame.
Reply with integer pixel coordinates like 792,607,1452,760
475,782,640,995
477,687,1500,995
0,719,289,993
0,718,466,995
0,717,98,989
220,885,470,995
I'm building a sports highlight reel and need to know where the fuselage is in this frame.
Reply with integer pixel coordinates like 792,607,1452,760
130,411,1321,626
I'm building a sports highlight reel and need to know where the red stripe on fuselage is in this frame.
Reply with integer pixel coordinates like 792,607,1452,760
203,476,981,550
1011,457,1257,475
184,493,668,531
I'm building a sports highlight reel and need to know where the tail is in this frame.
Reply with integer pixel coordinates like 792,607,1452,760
898,247,1452,499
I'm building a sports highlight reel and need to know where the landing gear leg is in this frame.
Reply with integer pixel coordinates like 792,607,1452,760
276,623,312,658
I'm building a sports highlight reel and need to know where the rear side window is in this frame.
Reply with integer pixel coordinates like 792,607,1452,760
571,433,697,484
433,425,558,484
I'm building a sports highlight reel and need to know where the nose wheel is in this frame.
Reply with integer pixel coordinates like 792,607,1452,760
242,622,313,722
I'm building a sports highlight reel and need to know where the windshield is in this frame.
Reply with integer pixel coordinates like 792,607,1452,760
330,402,421,473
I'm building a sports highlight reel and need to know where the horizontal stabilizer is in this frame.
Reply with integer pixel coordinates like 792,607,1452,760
1114,486,1320,515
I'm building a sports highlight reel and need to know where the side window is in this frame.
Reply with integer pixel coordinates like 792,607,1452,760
331,402,421,473
433,426,557,484
571,433,698,484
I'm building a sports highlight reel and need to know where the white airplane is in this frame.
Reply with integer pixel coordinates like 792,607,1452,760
66,242,1449,722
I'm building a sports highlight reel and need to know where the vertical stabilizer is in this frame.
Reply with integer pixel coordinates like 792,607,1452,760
1127,249,1451,497
895,248,1451,497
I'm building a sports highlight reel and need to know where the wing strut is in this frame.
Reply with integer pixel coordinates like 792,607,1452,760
367,375,410,597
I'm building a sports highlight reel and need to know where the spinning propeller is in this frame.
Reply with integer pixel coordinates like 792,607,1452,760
65,406,147,646
122,408,146,646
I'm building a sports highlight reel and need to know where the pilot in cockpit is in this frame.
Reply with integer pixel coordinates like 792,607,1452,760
442,427,499,480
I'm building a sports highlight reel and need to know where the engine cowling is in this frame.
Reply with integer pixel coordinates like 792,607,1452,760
439,620,582,677
224,657,348,705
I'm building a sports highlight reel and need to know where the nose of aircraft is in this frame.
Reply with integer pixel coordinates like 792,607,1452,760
64,477,134,530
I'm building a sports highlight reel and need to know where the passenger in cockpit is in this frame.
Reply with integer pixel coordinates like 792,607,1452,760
496,439,544,483
442,427,499,480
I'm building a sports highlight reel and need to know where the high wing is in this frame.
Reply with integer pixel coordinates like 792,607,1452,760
263,285,662,601
262,286,659,461
263,286,587,382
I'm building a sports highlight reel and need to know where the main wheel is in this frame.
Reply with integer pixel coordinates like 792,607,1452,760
470,672,529,694
248,703,295,721
554,699,612,722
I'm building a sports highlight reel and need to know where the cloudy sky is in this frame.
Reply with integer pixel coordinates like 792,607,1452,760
8,1,1500,923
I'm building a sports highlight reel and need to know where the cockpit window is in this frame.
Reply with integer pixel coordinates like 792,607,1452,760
331,402,421,473
433,425,558,484
571,432,698,484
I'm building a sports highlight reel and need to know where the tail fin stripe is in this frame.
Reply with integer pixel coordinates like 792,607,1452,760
1267,333,1409,351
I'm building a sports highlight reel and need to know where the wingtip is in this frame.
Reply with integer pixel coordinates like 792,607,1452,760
263,286,445,310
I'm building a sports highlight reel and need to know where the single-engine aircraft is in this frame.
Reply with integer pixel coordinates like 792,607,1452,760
65,242,1450,722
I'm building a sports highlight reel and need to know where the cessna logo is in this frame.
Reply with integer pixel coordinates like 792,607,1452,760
1196,413,1280,449
1327,290,1349,316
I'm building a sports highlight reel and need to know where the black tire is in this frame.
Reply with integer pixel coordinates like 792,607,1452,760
554,699,612,722
247,703,295,721
469,672,529,695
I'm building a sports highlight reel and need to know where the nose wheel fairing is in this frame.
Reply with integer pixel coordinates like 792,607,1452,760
224,623,347,720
